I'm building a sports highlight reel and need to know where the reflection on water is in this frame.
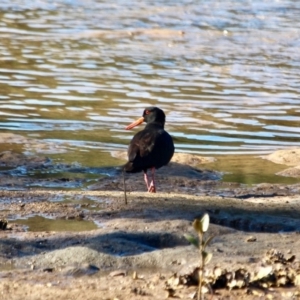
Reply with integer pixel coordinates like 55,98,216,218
0,0,300,182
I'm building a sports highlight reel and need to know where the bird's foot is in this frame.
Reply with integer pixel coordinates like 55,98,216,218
148,184,156,193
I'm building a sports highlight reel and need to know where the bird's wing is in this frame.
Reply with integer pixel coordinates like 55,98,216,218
128,130,156,162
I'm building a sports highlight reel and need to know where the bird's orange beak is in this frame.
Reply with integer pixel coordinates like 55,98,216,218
125,117,144,130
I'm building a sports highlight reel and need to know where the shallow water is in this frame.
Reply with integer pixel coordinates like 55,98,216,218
0,1,300,183
12,215,98,232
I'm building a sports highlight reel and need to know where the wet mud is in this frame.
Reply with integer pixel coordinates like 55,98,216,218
1,150,300,299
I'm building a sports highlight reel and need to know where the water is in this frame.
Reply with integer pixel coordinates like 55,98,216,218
12,215,98,232
0,0,300,182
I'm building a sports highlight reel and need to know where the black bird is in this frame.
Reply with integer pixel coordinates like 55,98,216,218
124,107,175,193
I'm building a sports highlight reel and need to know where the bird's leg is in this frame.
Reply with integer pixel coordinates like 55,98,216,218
148,167,156,193
143,171,150,190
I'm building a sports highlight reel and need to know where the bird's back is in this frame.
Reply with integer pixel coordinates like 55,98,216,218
124,124,174,173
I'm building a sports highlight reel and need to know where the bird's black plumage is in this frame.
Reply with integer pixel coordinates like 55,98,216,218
124,107,174,192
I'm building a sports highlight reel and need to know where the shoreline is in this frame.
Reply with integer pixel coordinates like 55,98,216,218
1,149,300,298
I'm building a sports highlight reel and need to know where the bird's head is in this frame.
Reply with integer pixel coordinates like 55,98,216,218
125,107,166,130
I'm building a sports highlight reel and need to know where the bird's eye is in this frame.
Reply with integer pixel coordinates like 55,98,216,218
145,110,150,115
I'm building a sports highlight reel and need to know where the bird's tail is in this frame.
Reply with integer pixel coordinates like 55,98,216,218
123,161,132,171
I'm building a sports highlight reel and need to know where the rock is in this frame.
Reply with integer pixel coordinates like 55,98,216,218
264,149,300,166
170,153,215,166
276,166,300,178
111,151,214,167
246,236,257,242
109,270,127,277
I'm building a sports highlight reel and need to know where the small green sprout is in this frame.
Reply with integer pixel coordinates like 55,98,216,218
185,213,214,300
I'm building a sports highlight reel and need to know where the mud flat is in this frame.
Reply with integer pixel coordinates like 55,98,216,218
0,149,300,299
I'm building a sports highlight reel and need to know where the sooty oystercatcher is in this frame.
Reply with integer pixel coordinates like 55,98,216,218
124,107,175,193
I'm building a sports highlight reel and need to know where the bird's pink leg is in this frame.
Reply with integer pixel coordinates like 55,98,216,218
148,167,156,193
143,171,150,190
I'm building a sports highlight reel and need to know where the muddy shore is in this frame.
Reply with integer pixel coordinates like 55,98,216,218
1,146,300,299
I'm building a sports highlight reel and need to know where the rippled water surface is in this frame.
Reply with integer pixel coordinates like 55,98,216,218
1,0,300,182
